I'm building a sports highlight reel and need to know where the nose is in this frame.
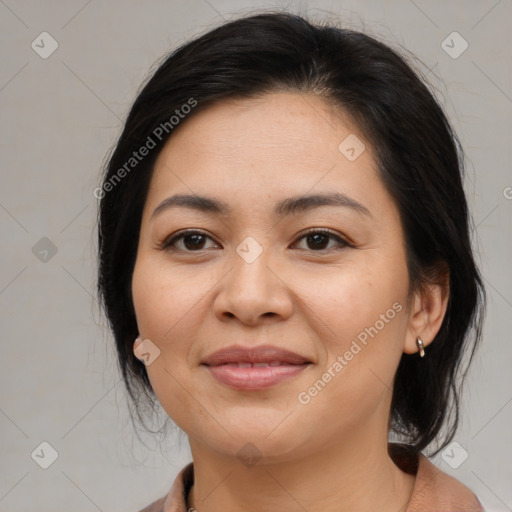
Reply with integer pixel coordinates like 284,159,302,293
213,241,293,326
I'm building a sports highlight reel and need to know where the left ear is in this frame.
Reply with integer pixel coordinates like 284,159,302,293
404,267,450,354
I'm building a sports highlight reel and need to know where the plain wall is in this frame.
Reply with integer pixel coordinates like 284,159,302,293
1,1,511,510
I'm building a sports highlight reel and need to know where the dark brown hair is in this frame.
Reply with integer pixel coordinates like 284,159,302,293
97,11,486,455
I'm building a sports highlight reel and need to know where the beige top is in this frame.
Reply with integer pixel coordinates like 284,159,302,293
138,444,483,512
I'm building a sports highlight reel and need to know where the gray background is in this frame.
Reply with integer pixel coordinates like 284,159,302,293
1,0,511,511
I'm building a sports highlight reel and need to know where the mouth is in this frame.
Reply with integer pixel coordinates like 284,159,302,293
201,345,312,390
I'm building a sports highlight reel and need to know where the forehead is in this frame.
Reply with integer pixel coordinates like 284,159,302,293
150,93,374,181
143,92,397,227
159,92,365,160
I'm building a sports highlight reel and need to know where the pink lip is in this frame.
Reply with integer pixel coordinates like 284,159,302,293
201,345,312,390
206,364,309,390
202,345,310,365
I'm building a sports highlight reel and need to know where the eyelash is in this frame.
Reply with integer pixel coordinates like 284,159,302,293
159,228,353,253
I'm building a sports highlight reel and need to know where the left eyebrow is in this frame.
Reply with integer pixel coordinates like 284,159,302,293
274,192,372,218
151,191,372,220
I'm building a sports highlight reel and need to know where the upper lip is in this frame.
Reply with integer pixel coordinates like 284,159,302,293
201,345,311,366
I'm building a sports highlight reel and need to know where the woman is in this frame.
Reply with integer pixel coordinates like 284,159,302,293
97,12,486,512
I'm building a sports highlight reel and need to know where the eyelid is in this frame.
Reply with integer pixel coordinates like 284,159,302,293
159,227,353,252
159,228,219,249
292,227,353,249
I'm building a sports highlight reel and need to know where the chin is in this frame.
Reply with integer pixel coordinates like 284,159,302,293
189,416,309,466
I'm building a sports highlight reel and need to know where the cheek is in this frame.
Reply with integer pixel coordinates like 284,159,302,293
303,258,407,346
297,259,408,402
131,255,218,427
131,255,212,339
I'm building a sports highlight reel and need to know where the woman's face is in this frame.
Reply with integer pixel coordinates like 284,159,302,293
132,92,420,463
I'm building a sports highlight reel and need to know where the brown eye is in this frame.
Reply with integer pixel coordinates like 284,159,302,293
162,230,219,251
294,229,350,251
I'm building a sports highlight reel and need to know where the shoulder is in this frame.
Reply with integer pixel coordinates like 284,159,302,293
408,453,484,511
389,443,483,511
137,495,166,512
136,462,194,512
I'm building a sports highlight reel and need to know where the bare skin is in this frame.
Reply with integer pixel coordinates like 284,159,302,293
131,92,449,512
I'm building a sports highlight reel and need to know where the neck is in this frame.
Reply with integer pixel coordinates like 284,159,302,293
187,435,416,512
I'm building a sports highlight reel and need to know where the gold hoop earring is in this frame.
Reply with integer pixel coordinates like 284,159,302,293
416,337,425,357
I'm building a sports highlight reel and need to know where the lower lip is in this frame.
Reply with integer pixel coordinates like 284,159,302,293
204,363,310,390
